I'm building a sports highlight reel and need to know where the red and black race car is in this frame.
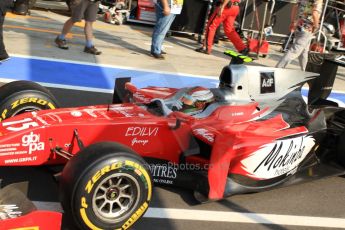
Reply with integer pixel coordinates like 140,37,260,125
1,52,345,229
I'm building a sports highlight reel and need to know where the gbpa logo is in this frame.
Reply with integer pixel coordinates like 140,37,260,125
260,72,275,94
22,132,45,154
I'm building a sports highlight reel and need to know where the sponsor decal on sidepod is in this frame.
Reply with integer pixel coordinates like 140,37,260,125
149,164,178,184
22,132,44,154
241,135,315,179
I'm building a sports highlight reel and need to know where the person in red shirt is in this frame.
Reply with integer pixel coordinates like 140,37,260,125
196,0,248,55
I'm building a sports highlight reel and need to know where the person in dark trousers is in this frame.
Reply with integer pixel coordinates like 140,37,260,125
55,0,101,55
0,0,13,62
196,0,248,55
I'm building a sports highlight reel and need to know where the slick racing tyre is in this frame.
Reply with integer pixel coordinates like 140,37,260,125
0,81,59,121
60,142,152,230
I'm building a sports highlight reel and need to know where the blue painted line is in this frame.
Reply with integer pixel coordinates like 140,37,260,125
0,56,219,89
0,56,344,104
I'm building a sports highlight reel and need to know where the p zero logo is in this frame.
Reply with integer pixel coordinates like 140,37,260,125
260,72,275,94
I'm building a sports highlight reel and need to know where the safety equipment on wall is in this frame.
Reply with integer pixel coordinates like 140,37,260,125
100,0,130,25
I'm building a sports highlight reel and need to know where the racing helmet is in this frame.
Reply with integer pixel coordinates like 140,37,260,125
177,87,215,115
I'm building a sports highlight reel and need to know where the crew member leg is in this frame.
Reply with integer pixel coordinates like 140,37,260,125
55,0,86,50
151,7,176,55
276,31,310,69
298,33,313,71
223,6,246,52
61,18,75,36
83,1,101,54
84,21,93,44
0,13,8,59
83,20,101,55
62,0,88,36
206,9,224,53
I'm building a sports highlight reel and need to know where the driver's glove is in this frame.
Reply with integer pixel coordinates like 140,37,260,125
171,99,183,111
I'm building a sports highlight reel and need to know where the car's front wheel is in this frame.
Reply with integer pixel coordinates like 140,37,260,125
59,142,152,230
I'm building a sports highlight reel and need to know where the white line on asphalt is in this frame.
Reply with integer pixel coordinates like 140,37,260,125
33,201,345,228
145,208,345,228
144,43,174,49
176,41,198,50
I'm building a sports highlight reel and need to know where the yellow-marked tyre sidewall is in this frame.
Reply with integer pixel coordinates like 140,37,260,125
0,93,57,121
0,81,59,121
72,158,152,230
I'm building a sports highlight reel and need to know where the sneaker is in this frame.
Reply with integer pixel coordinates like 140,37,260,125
55,36,69,50
0,53,10,62
150,52,165,59
161,50,167,55
84,46,102,55
195,47,210,55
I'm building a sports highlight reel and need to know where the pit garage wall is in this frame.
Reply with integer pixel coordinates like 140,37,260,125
240,0,295,43
170,0,209,34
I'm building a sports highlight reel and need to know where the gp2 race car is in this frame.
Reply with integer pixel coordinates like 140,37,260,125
1,52,345,229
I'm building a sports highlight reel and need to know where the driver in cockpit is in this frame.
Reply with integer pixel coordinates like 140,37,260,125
172,87,215,115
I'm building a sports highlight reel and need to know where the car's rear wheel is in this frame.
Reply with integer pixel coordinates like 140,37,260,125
59,142,152,230
0,80,59,121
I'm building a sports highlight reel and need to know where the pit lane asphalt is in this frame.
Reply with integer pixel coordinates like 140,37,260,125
1,87,345,230
1,2,345,229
